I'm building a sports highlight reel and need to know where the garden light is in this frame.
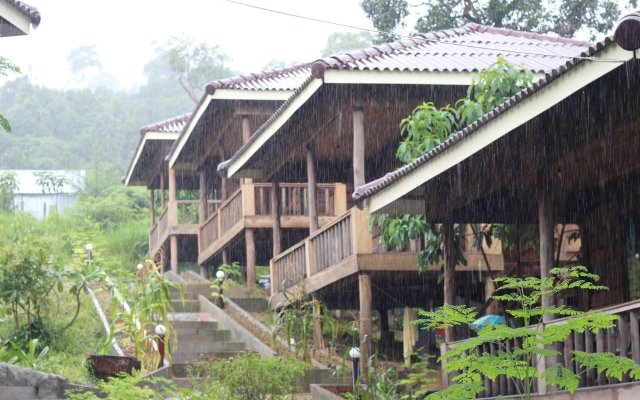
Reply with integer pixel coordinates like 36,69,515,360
349,347,361,392
155,324,166,368
216,270,225,280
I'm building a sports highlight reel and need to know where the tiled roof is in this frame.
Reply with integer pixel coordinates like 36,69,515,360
139,113,191,135
219,24,591,176
312,24,591,76
351,37,614,203
205,63,312,93
7,0,40,27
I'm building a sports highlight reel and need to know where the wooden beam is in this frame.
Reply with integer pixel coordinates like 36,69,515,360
444,220,456,343
245,228,256,290
359,273,372,375
306,145,319,233
272,180,282,256
352,107,365,189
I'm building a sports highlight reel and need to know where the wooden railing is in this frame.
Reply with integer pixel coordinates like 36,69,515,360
270,207,371,293
440,299,640,395
149,207,170,254
253,183,341,216
199,183,346,256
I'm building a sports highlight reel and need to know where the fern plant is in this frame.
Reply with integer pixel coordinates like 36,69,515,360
417,266,640,399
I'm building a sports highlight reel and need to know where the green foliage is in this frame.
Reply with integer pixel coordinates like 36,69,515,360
10,338,50,370
0,56,20,134
417,266,640,399
361,0,631,41
373,57,533,271
66,373,179,400
191,351,307,400
398,355,439,399
343,356,401,400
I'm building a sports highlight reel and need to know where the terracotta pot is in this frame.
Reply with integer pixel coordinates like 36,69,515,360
86,355,141,380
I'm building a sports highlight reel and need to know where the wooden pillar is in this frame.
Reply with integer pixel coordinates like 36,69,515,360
538,181,555,323
168,168,178,273
359,273,372,374
245,228,256,290
306,145,319,233
444,220,456,343
219,144,228,201
149,189,155,225
170,235,178,274
241,116,252,184
271,180,282,256
352,107,365,189
199,170,208,224
160,169,166,209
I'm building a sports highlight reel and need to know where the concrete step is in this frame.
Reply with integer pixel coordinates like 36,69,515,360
171,319,218,331
172,351,238,364
173,329,231,343
171,300,201,313
174,341,245,354
170,377,196,388
229,297,268,313
0,386,38,400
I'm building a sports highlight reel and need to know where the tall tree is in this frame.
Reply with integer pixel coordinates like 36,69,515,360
146,35,234,103
0,56,20,134
361,0,635,40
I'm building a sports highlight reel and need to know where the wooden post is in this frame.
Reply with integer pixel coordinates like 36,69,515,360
306,145,319,233
242,116,252,184
245,228,256,290
359,273,372,375
149,189,155,225
160,169,166,209
352,107,365,189
199,170,208,225
168,168,178,273
444,220,456,343
170,235,178,274
272,180,282,256
219,144,228,201
538,181,554,323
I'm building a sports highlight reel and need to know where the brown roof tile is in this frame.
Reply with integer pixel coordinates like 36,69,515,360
139,113,191,135
7,0,40,27
205,63,312,93
219,24,592,175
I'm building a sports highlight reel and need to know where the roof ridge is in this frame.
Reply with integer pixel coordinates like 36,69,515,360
139,113,191,135
465,23,592,47
205,62,312,94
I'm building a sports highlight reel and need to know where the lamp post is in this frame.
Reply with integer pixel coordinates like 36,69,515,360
155,324,166,369
349,347,362,393
215,270,226,308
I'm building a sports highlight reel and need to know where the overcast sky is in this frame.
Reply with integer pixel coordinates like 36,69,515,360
0,0,374,90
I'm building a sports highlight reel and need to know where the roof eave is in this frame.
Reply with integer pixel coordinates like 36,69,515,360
0,0,31,36
361,42,632,214
124,132,179,186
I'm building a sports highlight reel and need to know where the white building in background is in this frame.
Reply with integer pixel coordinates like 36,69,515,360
1,170,85,218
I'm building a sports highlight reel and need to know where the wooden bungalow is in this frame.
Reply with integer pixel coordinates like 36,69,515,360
353,12,640,397
0,0,39,37
218,25,591,364
165,64,349,286
124,114,202,272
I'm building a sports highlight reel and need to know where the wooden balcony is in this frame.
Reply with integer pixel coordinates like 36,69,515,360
198,182,347,265
440,299,640,397
270,207,503,307
149,199,221,258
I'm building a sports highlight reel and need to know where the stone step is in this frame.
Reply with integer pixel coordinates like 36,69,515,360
173,329,231,342
172,351,238,364
174,341,245,354
170,377,195,388
171,300,201,313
